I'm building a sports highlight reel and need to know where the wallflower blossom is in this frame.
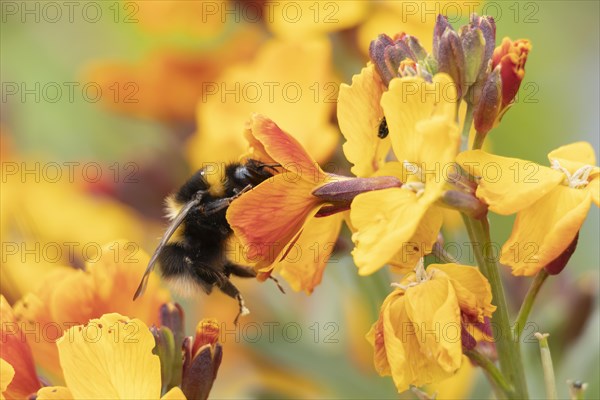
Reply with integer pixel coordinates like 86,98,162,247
226,114,344,293
457,142,599,275
12,241,169,380
349,73,461,274
36,313,186,399
366,262,495,393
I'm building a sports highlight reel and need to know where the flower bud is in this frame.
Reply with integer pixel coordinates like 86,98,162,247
544,232,579,275
473,67,502,134
160,302,185,346
436,27,466,98
459,26,485,91
182,319,223,400
492,37,531,109
401,34,428,63
433,15,452,56
369,34,396,86
473,15,497,73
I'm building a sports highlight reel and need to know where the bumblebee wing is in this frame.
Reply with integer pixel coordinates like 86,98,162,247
133,195,203,300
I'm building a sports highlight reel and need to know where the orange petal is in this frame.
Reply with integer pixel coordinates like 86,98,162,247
500,186,592,276
247,115,327,184
0,296,41,399
277,212,344,293
227,174,321,266
338,64,390,177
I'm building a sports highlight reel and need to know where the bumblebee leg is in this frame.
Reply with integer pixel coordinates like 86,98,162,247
216,278,249,325
224,262,256,278
201,185,252,215
224,263,285,293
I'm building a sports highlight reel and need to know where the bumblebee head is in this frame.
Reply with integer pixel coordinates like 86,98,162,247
225,159,277,195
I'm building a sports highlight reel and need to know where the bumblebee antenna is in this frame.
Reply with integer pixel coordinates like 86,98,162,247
133,192,205,300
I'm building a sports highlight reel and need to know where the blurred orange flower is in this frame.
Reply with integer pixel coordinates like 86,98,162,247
12,241,169,381
0,296,41,400
1,160,147,302
186,38,339,169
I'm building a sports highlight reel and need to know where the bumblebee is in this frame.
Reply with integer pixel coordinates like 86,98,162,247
134,159,282,324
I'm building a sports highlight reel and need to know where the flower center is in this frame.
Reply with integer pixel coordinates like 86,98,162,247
391,258,428,290
402,161,426,196
550,159,594,189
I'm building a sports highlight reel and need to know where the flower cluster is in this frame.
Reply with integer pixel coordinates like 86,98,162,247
225,12,598,396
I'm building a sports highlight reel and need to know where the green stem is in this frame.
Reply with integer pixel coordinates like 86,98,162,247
461,102,475,142
465,349,514,399
513,270,549,339
535,333,558,400
472,131,487,150
462,214,529,399
432,241,460,264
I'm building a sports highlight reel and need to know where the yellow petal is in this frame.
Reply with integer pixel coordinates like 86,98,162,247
187,38,338,169
548,141,597,168
1,359,15,399
382,74,458,166
500,186,592,276
431,264,496,321
36,387,74,400
404,277,463,374
162,387,186,399
57,313,161,399
589,176,599,207
267,1,367,37
388,205,444,273
277,212,344,293
357,3,434,55
227,174,320,267
351,189,428,275
365,311,391,376
456,150,564,215
338,64,390,177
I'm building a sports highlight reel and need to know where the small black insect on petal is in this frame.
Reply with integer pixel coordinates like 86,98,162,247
378,117,389,139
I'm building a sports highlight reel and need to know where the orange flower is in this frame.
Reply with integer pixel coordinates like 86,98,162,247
12,241,169,380
226,115,343,293
0,296,41,399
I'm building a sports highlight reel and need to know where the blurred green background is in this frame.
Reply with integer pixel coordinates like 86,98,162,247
2,1,598,398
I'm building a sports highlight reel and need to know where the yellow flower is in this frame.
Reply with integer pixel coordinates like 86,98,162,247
457,142,599,275
186,38,339,169
366,263,495,393
0,296,41,399
13,241,169,380
0,164,146,302
348,73,460,274
226,114,343,293
265,1,368,38
36,313,185,399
